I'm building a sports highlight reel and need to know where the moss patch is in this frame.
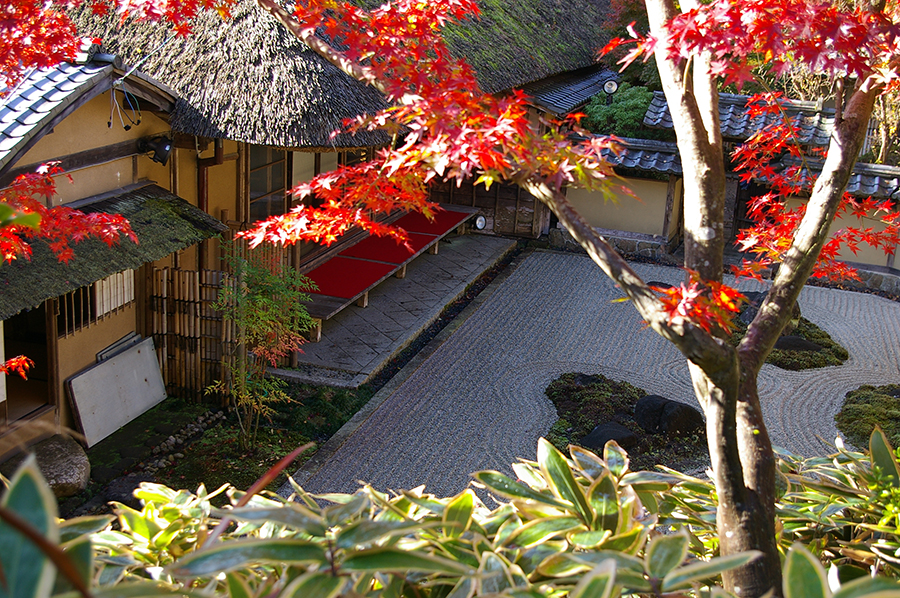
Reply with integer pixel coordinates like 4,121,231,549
545,373,708,473
731,317,849,370
154,383,373,497
836,384,900,449
154,425,311,497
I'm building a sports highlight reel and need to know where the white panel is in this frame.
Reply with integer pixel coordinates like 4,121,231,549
320,152,338,174
95,270,134,317
67,337,166,447
292,152,316,186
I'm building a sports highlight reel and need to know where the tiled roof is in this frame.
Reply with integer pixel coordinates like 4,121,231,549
0,63,113,175
644,91,835,145
523,67,619,115
589,135,899,199
593,137,682,175
778,157,900,200
0,183,228,320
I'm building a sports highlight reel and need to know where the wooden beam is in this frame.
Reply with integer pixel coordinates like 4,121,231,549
0,136,163,188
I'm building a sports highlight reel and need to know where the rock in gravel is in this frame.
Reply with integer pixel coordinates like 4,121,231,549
580,422,638,451
634,395,704,436
774,335,823,352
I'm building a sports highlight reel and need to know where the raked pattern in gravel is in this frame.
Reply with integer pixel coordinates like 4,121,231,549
299,250,900,498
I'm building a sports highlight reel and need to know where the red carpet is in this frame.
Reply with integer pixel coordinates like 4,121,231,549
306,256,395,299
394,209,472,235
340,232,435,263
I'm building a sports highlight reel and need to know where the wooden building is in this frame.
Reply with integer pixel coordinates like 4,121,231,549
0,56,228,459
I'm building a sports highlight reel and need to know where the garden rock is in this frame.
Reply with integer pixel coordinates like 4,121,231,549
774,335,823,352
0,435,90,498
580,422,638,451
661,401,705,436
634,395,669,434
634,395,704,436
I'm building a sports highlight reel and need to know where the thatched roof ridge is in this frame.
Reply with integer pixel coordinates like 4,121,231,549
73,2,392,148
74,0,609,148
443,0,610,94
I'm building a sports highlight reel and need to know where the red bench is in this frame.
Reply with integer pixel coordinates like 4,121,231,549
301,205,478,341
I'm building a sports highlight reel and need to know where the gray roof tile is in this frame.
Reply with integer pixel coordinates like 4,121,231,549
0,62,111,172
644,91,835,145
523,67,619,115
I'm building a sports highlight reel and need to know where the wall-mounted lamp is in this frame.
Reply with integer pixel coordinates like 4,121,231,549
603,79,619,106
138,137,172,166
473,215,487,230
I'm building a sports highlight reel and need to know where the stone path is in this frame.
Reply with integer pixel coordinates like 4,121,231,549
282,234,516,388
286,250,900,498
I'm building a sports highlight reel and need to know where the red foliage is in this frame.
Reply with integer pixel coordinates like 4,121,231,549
0,355,34,379
0,0,80,90
1,164,137,264
603,0,900,89
238,0,619,248
730,94,900,281
652,271,746,334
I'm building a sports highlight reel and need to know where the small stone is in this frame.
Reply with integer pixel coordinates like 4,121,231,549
175,453,184,459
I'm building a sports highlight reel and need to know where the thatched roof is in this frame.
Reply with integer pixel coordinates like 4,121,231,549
0,183,228,320
72,0,609,148
72,2,392,149
442,0,611,94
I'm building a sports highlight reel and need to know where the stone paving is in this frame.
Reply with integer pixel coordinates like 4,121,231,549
283,250,900,499
280,234,516,388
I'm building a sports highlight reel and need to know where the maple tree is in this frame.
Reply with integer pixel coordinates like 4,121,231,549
6,0,900,595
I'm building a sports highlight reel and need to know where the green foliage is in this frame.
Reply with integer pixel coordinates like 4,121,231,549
0,456,58,598
209,244,317,450
836,384,900,449
657,428,900,581
582,84,671,140
545,373,708,472
5,435,900,597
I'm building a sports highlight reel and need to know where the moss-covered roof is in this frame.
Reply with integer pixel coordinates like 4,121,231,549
72,0,610,147
0,183,228,320
443,0,611,94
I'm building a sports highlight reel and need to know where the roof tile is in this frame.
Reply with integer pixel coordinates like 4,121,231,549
645,91,835,145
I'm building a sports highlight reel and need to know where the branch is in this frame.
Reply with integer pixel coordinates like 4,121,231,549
645,0,727,282
521,181,736,381
739,84,881,373
253,0,387,95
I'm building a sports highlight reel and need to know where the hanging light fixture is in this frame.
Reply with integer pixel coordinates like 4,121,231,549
138,137,172,165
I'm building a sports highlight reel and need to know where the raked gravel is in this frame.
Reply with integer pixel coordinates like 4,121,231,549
290,250,900,498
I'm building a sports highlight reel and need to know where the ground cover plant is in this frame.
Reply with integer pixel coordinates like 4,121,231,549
152,382,373,496
730,317,849,370
836,384,900,449
545,373,708,473
5,430,900,598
